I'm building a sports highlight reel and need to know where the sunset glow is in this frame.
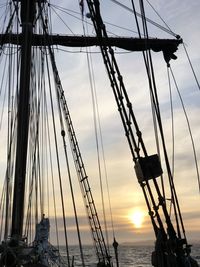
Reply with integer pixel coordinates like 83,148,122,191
129,210,145,228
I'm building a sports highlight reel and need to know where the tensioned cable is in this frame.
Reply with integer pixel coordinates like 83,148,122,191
0,184,6,240
47,44,86,267
142,0,185,239
44,76,60,248
145,0,200,106
132,0,184,239
50,3,141,37
48,33,86,265
46,1,87,256
82,14,112,251
4,32,14,240
89,41,110,250
44,113,50,220
51,1,175,37
167,66,175,217
4,46,19,238
44,51,60,247
87,0,164,238
62,132,86,267
25,47,43,234
166,68,175,176
26,72,40,239
39,50,45,218
38,1,68,251
91,58,116,240
0,55,9,130
30,47,41,221
47,53,71,267
40,23,73,267
169,66,200,193
145,0,174,35
35,47,44,221
38,2,72,260
109,0,177,37
47,0,53,36
0,7,17,57
49,6,75,35
86,27,116,239
182,42,200,91
0,2,10,34
130,0,166,199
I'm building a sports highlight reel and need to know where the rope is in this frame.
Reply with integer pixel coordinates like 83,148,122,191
40,4,88,264
39,4,71,258
44,52,60,247
49,6,75,35
131,0,168,216
46,17,85,262
62,131,86,267
48,57,71,267
167,67,175,217
109,0,178,37
183,42,200,91
24,46,44,237
0,66,8,132
130,0,185,240
82,20,111,252
39,5,61,247
50,3,140,37
44,78,60,248
80,8,117,249
169,66,200,193
0,182,6,240
145,0,175,35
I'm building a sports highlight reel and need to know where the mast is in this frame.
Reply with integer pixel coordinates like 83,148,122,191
11,0,35,238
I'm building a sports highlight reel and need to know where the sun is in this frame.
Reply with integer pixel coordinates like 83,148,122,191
129,210,144,228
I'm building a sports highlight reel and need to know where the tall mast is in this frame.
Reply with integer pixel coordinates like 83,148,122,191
11,0,35,238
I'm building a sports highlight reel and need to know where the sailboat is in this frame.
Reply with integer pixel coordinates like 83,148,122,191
0,0,199,266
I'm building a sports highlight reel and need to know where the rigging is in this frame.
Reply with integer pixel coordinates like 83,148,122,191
108,0,178,37
85,0,198,266
47,43,112,266
0,1,199,267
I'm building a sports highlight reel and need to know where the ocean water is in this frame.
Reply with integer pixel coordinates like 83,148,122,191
60,243,200,267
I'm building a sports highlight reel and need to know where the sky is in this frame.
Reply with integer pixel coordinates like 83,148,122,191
0,0,200,250
50,0,200,245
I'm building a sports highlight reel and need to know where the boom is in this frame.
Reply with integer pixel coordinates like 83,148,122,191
0,33,181,58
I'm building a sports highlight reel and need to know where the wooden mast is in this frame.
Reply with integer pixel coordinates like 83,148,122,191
11,0,35,238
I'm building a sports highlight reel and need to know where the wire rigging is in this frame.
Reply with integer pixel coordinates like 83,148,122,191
50,3,140,37
139,0,186,240
44,53,60,248
130,0,167,200
0,1,199,267
144,0,174,34
169,66,200,193
109,0,178,37
183,42,200,91
45,7,86,259
50,6,75,35
47,50,71,267
81,14,112,251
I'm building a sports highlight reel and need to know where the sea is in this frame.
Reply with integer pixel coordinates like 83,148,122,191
60,243,200,266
